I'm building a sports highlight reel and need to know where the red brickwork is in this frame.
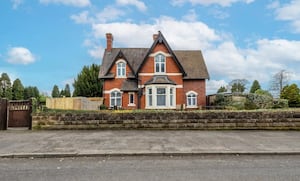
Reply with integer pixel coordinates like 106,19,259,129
102,33,207,110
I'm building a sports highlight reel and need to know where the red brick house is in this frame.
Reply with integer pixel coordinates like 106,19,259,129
99,31,209,109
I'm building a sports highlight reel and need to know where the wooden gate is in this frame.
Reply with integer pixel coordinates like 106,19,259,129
0,99,8,130
7,100,32,129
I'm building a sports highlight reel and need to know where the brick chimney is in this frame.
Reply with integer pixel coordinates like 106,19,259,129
106,33,113,52
153,33,158,41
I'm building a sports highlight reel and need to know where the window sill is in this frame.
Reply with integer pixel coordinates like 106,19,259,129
186,105,198,109
128,104,136,107
145,106,176,109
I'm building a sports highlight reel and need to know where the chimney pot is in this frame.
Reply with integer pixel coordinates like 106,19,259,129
106,33,113,52
153,34,158,41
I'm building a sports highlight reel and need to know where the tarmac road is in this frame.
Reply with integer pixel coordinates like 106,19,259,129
1,155,300,181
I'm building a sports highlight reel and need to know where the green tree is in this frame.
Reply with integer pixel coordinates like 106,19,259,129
73,64,102,97
60,90,65,97
0,73,13,99
64,84,71,97
24,86,40,100
280,84,300,107
230,79,248,93
217,86,227,93
12,78,24,100
51,85,60,98
250,80,261,93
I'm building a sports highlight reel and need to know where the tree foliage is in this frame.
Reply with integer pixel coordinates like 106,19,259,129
217,86,227,93
0,73,13,99
230,79,248,93
245,93,273,110
280,84,300,107
250,80,261,93
73,64,102,97
12,78,24,100
24,86,40,100
51,85,60,98
64,84,71,97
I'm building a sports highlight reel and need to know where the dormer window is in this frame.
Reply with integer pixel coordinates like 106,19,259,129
116,60,126,78
155,54,165,73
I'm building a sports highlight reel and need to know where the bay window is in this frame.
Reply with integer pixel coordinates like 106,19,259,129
146,85,176,109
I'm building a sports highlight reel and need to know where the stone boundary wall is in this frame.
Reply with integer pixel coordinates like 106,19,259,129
32,110,300,130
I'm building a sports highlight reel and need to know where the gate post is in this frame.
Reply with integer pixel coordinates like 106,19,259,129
29,98,33,130
0,98,8,130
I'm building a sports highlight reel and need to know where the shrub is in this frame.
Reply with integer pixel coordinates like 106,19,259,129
245,93,273,110
273,99,289,109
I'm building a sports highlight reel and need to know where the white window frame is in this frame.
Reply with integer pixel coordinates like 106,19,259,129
186,91,198,108
110,89,122,108
116,59,126,78
128,92,135,106
146,85,176,109
154,54,166,74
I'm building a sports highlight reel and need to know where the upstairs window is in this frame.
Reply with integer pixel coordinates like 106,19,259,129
117,61,126,77
155,54,165,73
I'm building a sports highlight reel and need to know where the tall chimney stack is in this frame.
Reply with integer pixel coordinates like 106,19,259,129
106,33,113,52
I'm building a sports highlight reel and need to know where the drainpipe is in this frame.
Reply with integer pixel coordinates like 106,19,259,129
137,79,142,109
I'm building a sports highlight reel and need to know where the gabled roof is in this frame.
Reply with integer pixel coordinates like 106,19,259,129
99,32,209,80
136,31,186,76
99,48,148,78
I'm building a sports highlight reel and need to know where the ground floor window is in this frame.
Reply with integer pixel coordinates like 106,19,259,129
128,92,135,106
146,85,176,109
186,91,198,108
110,90,122,107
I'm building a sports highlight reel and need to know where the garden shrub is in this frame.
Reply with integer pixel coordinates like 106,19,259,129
273,99,289,109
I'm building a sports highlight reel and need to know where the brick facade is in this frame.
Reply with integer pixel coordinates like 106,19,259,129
100,31,209,110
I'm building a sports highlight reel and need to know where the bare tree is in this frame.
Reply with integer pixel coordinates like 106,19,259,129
269,70,291,98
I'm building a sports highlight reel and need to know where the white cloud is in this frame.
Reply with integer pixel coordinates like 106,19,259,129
82,39,105,59
95,6,126,23
271,0,300,33
116,0,147,11
92,16,220,49
70,11,93,24
206,80,228,94
6,47,36,65
205,38,300,89
71,7,125,24
171,0,255,7
11,0,23,9
88,45,104,60
39,0,91,7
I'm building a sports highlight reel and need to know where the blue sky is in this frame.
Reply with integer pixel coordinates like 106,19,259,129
1,0,300,95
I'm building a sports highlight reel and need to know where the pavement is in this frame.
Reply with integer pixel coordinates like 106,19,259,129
1,130,300,158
